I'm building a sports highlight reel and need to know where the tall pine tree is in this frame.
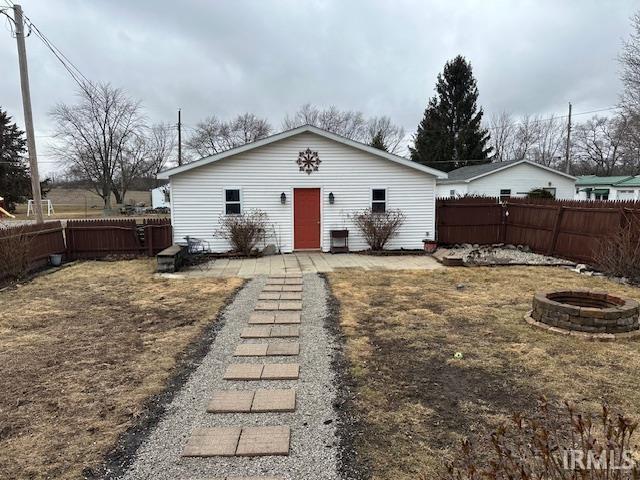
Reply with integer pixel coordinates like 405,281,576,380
0,107,31,212
410,55,492,172
369,129,388,151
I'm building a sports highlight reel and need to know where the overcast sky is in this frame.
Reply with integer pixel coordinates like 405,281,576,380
1,0,637,175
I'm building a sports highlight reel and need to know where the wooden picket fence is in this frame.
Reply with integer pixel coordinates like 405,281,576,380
0,218,172,282
436,197,640,264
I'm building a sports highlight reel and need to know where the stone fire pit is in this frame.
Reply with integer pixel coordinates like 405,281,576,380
526,290,640,340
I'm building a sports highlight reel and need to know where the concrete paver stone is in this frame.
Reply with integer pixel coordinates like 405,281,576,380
182,427,241,457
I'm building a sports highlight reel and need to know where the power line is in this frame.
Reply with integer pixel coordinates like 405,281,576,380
3,0,98,98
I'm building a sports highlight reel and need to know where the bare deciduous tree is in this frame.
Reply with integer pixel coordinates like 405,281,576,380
488,112,565,168
283,104,406,153
366,116,406,154
489,111,515,161
283,103,368,140
620,12,640,113
573,115,628,175
529,114,565,167
185,113,271,159
50,83,146,210
147,122,177,184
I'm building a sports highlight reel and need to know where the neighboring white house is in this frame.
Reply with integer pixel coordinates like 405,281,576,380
436,159,576,199
157,125,447,253
575,176,640,201
151,185,171,209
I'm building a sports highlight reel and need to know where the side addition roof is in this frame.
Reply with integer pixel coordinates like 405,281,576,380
438,159,576,185
157,125,448,179
575,175,635,187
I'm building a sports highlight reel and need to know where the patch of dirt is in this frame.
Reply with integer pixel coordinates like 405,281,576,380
321,273,371,480
0,259,243,480
327,266,640,480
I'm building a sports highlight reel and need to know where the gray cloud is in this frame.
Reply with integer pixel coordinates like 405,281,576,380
0,0,636,174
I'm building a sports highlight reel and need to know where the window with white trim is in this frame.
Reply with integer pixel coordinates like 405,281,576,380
372,188,386,213
225,189,241,214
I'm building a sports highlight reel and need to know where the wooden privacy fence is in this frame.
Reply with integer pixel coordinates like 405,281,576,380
0,218,171,281
0,221,66,281
65,218,172,260
436,197,640,264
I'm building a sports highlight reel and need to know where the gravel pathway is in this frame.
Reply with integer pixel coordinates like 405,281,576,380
120,273,339,480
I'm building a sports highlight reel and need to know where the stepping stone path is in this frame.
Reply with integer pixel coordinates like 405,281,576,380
182,273,304,473
121,269,338,480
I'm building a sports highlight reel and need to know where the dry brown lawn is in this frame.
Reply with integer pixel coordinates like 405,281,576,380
328,266,640,480
0,259,243,480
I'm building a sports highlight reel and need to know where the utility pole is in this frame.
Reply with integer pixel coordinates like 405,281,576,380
177,108,182,166
13,4,44,224
565,102,572,174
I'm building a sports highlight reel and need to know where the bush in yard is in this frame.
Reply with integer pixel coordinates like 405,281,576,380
527,188,555,199
594,222,640,283
215,210,268,256
0,223,33,282
446,398,639,480
351,208,405,251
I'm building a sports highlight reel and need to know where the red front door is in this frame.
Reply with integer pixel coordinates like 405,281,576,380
294,188,321,250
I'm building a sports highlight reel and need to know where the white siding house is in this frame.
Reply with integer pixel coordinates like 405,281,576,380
575,176,640,201
436,159,576,199
158,125,447,253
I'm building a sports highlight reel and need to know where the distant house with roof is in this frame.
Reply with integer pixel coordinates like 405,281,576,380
575,175,640,201
436,159,576,200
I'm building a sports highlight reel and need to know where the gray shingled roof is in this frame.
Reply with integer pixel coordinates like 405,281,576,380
444,159,525,182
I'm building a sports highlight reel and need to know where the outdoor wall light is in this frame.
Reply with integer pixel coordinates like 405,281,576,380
329,192,335,204
280,192,286,204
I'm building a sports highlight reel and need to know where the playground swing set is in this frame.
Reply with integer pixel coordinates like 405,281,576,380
0,197,56,219
26,199,55,217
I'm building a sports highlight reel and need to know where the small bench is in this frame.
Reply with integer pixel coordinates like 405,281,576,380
157,244,185,273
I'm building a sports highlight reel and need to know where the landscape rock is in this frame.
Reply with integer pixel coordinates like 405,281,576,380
261,244,278,256
444,245,575,267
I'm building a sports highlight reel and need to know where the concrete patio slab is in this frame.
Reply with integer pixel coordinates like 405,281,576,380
175,252,441,278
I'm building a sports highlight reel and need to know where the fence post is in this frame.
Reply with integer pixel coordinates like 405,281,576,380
66,223,73,260
147,224,153,257
547,206,565,256
499,203,507,244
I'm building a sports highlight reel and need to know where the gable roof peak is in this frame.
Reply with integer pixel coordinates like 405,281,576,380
158,124,448,179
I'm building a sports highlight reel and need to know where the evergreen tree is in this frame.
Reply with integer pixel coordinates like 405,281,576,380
410,55,492,171
369,129,388,151
0,107,30,212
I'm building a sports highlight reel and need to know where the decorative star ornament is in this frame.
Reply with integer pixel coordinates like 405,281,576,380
297,148,321,174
